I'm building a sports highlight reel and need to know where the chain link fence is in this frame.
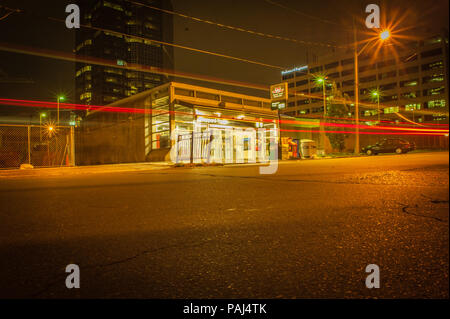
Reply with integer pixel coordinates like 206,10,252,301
0,124,74,169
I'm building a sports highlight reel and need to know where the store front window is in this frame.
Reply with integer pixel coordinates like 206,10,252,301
172,106,277,164
151,95,170,149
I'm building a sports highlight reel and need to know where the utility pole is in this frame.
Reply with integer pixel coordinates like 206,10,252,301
322,80,326,118
353,19,360,155
377,92,380,123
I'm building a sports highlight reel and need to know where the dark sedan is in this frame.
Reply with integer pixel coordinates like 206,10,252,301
362,138,415,155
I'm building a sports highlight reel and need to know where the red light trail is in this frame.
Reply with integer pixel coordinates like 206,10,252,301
1,98,448,136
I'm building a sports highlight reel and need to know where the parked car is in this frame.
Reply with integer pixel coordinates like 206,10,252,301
362,138,415,155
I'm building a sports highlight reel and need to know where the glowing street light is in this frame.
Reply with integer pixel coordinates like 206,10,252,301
39,112,47,141
369,88,382,123
313,75,328,118
352,22,393,154
379,30,391,41
57,95,65,125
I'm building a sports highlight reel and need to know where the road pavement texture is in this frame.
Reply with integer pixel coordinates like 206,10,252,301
0,152,448,298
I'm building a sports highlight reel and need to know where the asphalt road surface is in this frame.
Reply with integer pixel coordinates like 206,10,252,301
0,152,448,298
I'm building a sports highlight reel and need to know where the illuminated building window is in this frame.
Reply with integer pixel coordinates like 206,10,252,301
76,39,92,51
426,99,446,108
423,87,445,96
75,65,92,77
423,74,444,84
432,114,447,121
104,1,123,11
405,104,421,111
401,91,419,99
299,109,310,115
383,106,399,114
105,77,118,83
364,110,378,116
422,60,443,71
104,68,123,75
80,92,92,100
400,79,418,87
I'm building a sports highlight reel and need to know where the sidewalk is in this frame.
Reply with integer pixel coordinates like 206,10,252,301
0,162,173,178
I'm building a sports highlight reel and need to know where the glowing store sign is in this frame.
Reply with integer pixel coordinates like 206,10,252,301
281,65,308,75
270,83,287,100
271,101,286,110
197,116,229,125
271,86,285,99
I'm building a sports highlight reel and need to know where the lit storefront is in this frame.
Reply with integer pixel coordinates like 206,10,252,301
147,82,279,163
79,82,279,165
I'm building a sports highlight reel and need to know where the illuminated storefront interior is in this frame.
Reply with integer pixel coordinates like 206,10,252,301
147,82,279,163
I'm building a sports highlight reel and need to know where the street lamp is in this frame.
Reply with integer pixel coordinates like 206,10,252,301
370,89,381,123
39,112,46,141
380,30,391,41
353,23,391,154
57,95,65,125
314,76,327,118
313,75,328,154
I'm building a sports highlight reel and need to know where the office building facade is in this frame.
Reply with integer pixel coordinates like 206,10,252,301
75,0,173,107
280,33,449,124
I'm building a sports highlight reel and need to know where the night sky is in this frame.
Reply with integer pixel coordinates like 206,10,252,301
0,0,448,108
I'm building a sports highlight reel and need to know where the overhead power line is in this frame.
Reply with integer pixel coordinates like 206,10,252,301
51,17,286,70
126,0,342,48
0,41,270,92
1,4,286,70
264,0,347,28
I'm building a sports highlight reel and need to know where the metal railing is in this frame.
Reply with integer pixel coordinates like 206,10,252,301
0,124,75,169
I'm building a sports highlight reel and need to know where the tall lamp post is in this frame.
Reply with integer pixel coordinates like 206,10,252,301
39,112,46,141
57,95,65,125
316,77,327,118
315,76,328,154
353,23,390,154
371,89,381,123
